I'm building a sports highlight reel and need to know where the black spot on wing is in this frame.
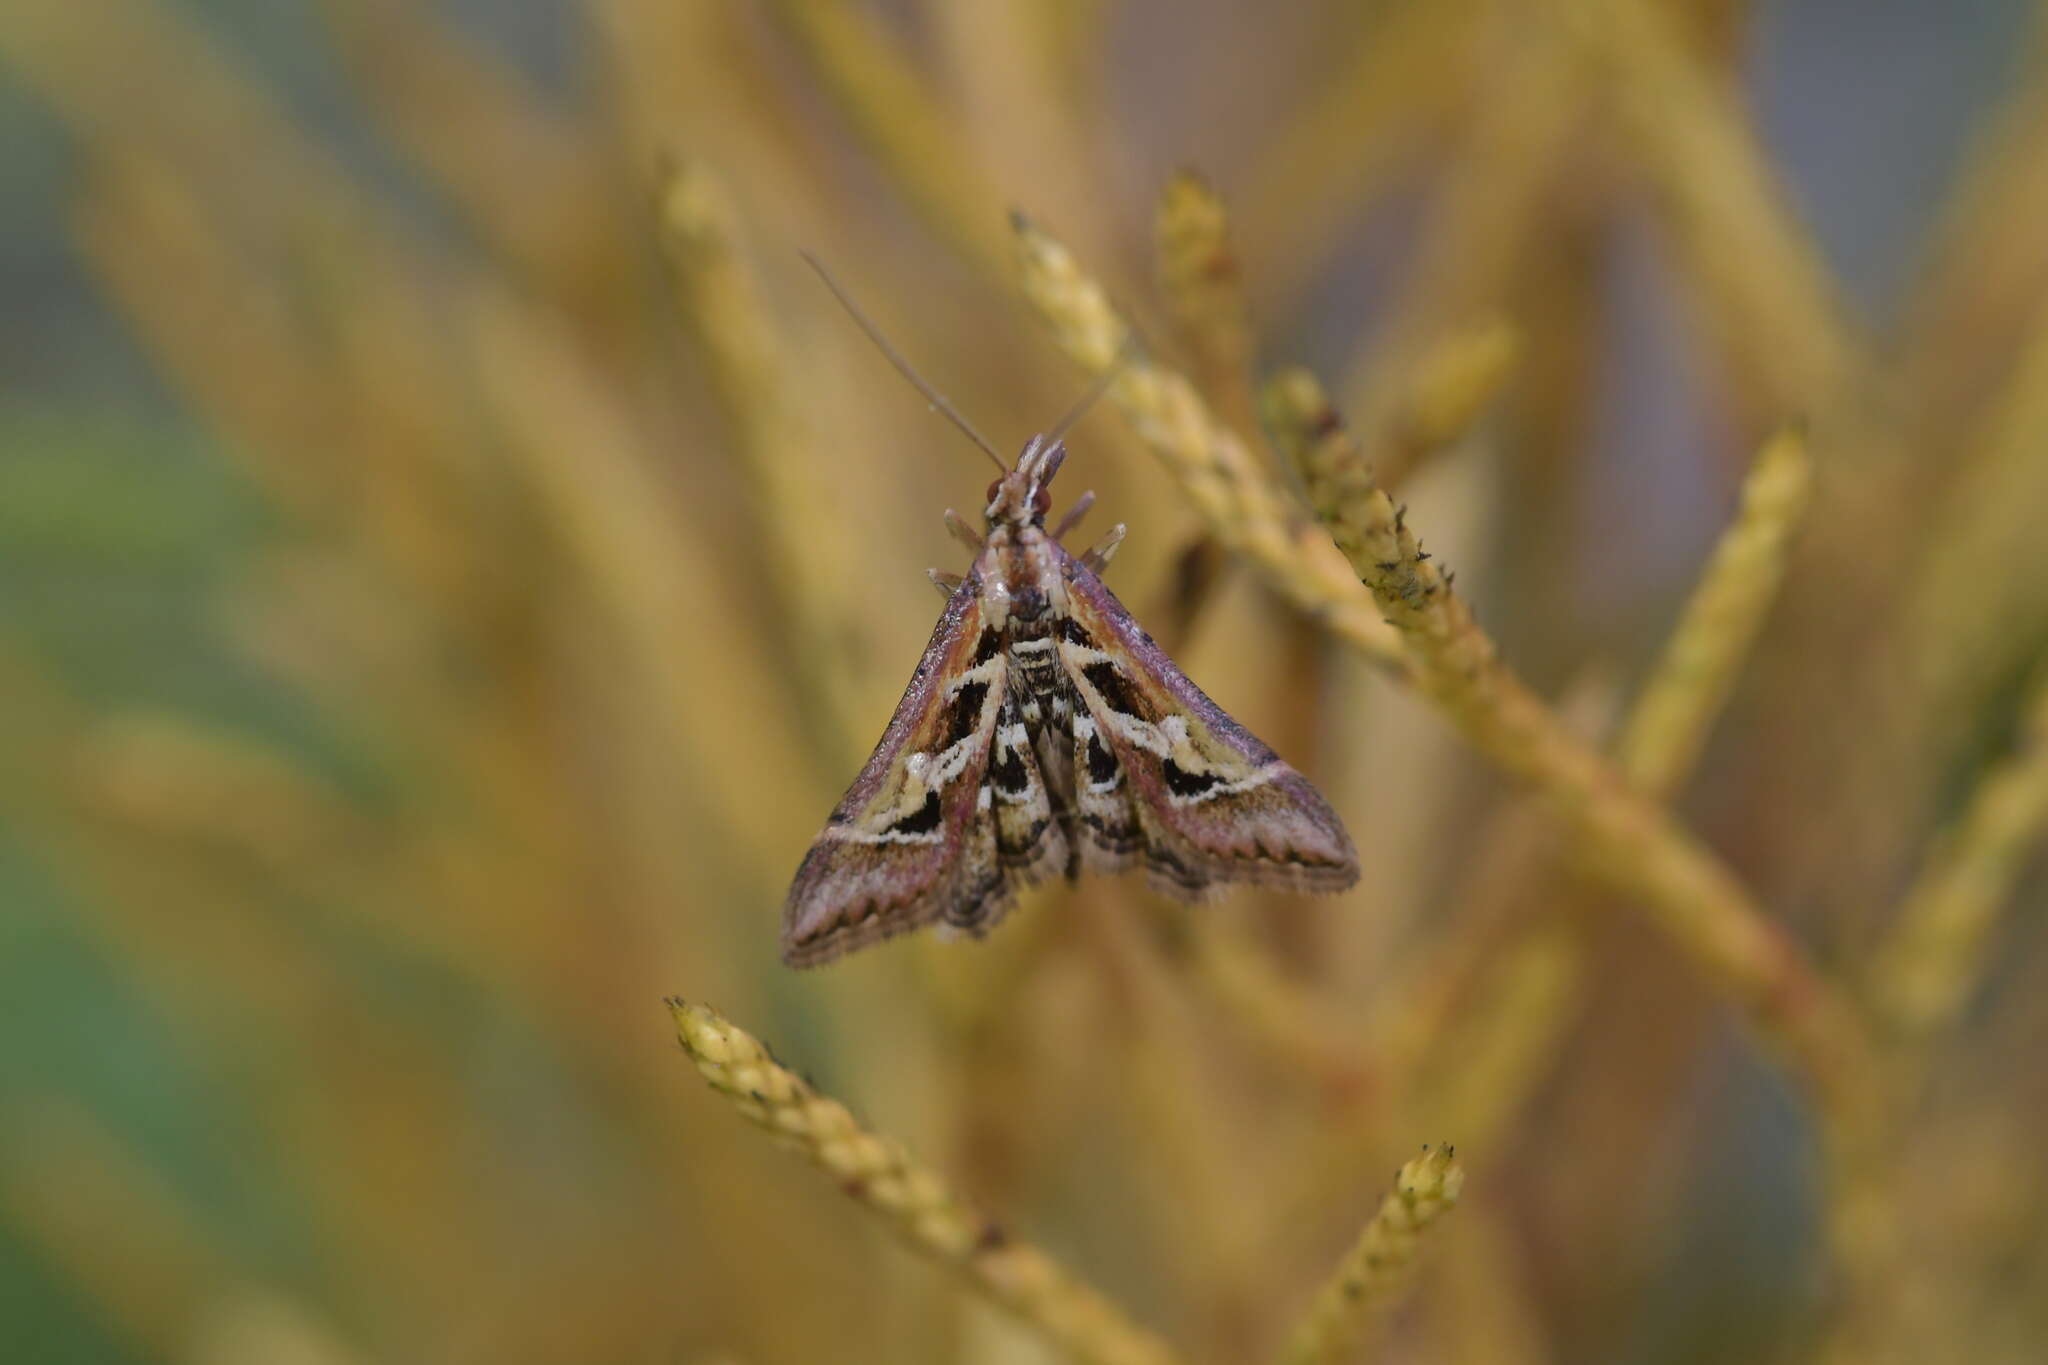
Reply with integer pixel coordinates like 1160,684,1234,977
972,628,1003,666
1085,733,1120,785
1081,660,1148,720
1161,758,1220,798
945,680,989,747
991,743,1031,795
891,790,943,836
1059,618,1095,647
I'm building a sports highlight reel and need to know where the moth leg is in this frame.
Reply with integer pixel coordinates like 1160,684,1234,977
1080,523,1127,573
1050,489,1095,542
927,568,965,600
944,508,985,554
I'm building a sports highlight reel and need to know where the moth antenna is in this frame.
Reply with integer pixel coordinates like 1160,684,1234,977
1051,489,1095,542
1080,523,1127,572
1043,336,1137,448
944,508,985,553
801,251,1008,472
927,568,965,600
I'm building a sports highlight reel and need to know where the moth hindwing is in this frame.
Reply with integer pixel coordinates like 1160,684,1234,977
780,435,1360,967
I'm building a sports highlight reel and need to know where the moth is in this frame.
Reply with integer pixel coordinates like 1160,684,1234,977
781,261,1359,967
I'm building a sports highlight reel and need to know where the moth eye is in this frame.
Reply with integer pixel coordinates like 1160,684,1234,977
985,476,1005,504
1032,487,1052,518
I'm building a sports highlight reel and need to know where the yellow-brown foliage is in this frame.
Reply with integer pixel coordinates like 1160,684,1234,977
3,3,2046,1363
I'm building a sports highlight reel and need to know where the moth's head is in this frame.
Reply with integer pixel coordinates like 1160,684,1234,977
984,436,1066,528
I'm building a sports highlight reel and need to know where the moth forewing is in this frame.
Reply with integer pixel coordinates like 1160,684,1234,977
1055,548,1360,896
779,576,1009,966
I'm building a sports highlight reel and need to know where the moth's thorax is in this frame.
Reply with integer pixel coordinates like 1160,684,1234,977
978,524,1068,634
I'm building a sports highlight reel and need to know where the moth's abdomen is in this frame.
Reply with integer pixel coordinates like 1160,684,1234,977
1006,626,1064,699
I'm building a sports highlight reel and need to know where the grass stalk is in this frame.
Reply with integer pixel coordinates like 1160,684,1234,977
1013,214,1403,668
1155,170,1259,444
669,999,1187,1365
1274,1145,1463,1365
1616,424,1815,796
1262,367,1875,1136
1869,660,2048,1046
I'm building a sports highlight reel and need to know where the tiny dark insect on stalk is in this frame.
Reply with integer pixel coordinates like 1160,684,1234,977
781,256,1359,967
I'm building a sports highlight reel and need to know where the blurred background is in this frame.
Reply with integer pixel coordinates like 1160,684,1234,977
4,1,2047,1362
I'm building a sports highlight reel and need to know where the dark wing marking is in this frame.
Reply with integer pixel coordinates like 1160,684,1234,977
942,694,1069,940
1071,699,1144,877
1055,547,1359,898
781,573,1008,966
989,693,1067,884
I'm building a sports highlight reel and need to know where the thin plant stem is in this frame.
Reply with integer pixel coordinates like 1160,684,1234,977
1273,1145,1464,1365
1868,659,2048,1049
1616,424,1815,797
1261,366,1876,1145
1013,213,1403,667
1155,169,1259,444
669,999,1187,1365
